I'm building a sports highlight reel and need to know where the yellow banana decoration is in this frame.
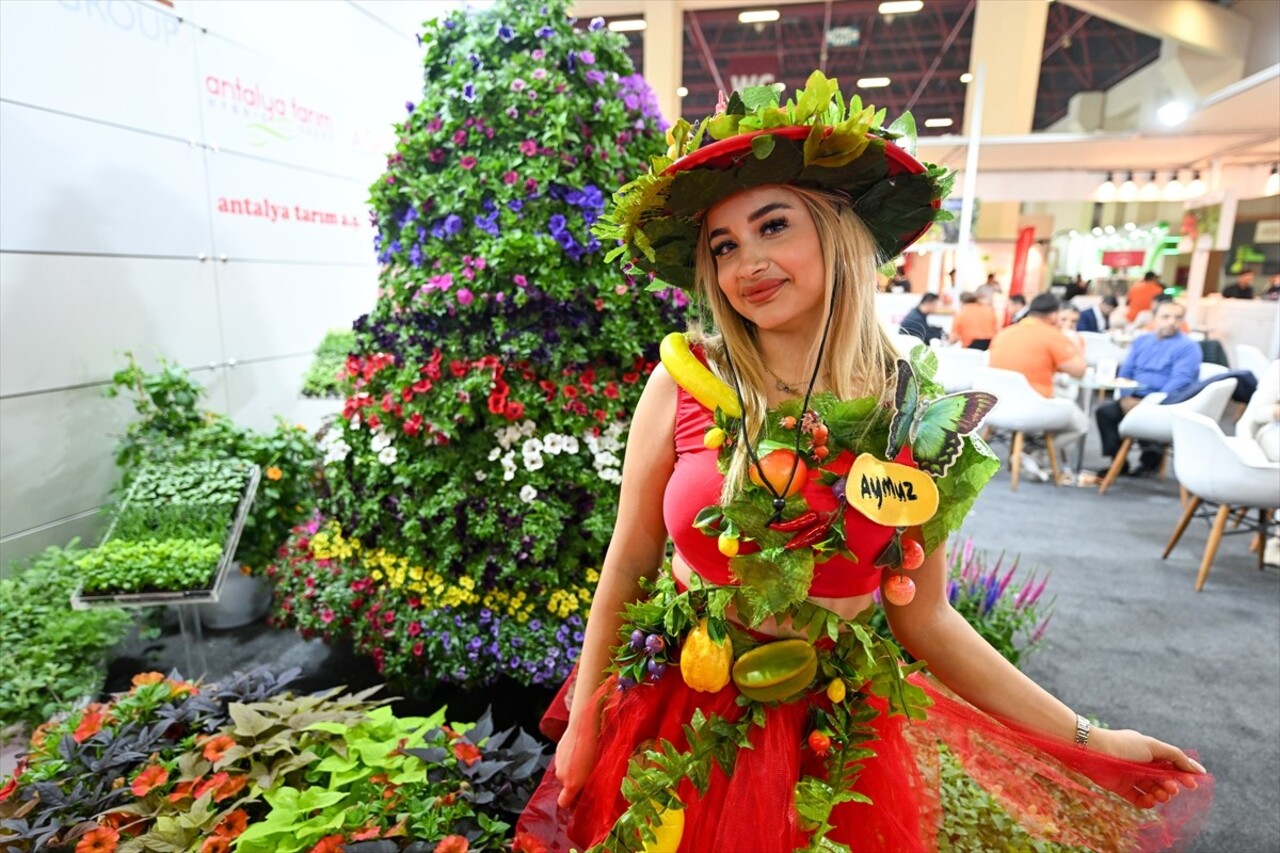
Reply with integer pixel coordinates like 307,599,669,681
659,333,742,418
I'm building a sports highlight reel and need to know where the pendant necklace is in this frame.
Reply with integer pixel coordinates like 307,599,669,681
763,365,803,396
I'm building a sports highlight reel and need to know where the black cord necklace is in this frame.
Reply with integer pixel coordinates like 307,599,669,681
723,286,840,524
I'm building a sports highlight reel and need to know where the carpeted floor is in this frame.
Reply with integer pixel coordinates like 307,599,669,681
16,433,1277,852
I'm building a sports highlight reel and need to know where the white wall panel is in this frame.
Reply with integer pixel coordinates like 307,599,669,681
221,354,315,434
0,513,106,582
0,387,132,539
0,254,223,396
216,261,376,362
0,103,212,257
206,151,375,264
0,0,201,140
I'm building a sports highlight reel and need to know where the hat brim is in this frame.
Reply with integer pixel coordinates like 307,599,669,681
639,126,939,290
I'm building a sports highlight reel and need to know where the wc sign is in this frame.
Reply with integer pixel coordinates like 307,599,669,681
727,55,781,92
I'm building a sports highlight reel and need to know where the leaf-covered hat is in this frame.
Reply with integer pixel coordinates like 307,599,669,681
596,71,954,291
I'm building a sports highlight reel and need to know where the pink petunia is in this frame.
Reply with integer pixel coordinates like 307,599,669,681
459,156,477,170
457,288,474,306
519,139,538,156
503,171,519,185
512,274,527,287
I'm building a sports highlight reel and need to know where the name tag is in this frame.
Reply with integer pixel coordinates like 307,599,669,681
847,455,939,528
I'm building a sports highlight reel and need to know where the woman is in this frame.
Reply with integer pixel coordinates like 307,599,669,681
518,74,1209,852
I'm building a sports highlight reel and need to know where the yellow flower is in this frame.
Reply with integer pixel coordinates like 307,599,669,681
585,568,600,584
265,466,283,481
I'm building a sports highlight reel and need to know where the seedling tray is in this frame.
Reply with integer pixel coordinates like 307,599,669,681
72,462,261,610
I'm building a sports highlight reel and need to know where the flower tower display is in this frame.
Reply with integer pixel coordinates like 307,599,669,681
276,0,682,691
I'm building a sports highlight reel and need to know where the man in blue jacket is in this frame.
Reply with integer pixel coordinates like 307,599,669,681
1095,301,1202,476
1077,295,1118,332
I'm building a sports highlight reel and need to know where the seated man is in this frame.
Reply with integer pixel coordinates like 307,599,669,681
989,294,1089,477
1007,294,1028,326
899,293,945,344
1094,301,1202,476
1077,295,1118,333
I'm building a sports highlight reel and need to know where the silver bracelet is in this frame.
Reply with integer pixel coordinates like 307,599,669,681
1074,713,1092,748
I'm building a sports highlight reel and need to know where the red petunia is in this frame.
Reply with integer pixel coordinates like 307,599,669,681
130,764,169,797
200,837,231,853
75,826,120,853
0,774,18,803
74,708,108,743
434,835,469,853
203,734,236,763
504,401,525,420
452,740,481,766
603,382,620,399
214,808,249,838
309,834,346,853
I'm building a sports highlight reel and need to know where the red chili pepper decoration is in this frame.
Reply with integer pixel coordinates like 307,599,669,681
785,517,835,550
768,511,819,532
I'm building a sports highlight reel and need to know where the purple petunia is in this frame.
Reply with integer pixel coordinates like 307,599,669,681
510,78,526,92
409,244,423,267
405,100,415,113
468,53,483,71
589,16,604,31
536,25,554,38
579,49,595,65
497,24,514,42
585,69,606,86
461,82,476,102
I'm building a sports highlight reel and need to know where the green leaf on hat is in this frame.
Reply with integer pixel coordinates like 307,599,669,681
886,113,918,156
741,85,781,112
751,133,776,160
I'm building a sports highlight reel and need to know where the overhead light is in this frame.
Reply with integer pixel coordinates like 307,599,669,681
1124,221,1137,231
923,117,953,128
676,86,689,98
1069,229,1079,237
1117,171,1138,202
959,72,974,84
1092,227,1104,236
857,76,891,88
1095,171,1117,202
1187,170,1207,198
1104,225,1116,235
1157,101,1189,127
1163,170,1185,201
879,1,924,13
608,19,646,32
1266,164,1280,196
1138,170,1161,202
738,9,780,23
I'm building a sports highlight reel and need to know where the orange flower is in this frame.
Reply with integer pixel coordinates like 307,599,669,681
265,466,283,481
167,779,196,804
213,773,248,802
200,837,231,853
308,835,345,853
351,824,382,841
194,772,228,800
202,734,236,763
131,672,164,688
130,764,169,797
434,835,469,853
75,826,121,853
452,740,481,767
74,709,107,743
98,812,142,837
214,808,249,839
166,679,199,698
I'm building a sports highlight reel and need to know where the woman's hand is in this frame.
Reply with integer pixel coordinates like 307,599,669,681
555,708,601,808
1089,727,1207,808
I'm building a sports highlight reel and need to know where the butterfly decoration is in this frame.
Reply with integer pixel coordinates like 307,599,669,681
886,358,998,478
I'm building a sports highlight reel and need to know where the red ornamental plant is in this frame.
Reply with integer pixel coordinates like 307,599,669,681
300,0,687,690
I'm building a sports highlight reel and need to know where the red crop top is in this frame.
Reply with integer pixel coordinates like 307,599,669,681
663,384,900,598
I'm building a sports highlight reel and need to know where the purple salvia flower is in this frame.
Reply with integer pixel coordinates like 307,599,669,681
1031,613,1053,644
998,560,1018,595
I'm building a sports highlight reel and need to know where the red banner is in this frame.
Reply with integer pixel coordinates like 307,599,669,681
1009,226,1035,296
727,54,780,92
1102,250,1146,268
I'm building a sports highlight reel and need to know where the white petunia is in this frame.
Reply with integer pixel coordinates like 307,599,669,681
524,454,544,471
475,470,487,481
543,433,565,455
350,414,362,429
563,436,580,454
503,470,515,482
519,419,537,436
519,484,538,503
488,447,502,461
377,445,398,465
521,437,543,457
371,430,392,452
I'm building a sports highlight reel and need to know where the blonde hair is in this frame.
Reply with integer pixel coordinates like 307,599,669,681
689,185,899,500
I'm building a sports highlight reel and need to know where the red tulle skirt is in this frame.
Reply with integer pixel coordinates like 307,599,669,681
518,668,1212,853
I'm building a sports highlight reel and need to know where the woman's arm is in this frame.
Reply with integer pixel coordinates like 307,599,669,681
555,365,677,807
885,539,1204,806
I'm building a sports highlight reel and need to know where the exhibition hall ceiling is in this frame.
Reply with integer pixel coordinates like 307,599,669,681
598,0,1161,131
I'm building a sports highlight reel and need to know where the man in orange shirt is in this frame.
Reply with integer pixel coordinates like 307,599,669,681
1125,271,1164,323
989,294,1089,475
949,291,998,350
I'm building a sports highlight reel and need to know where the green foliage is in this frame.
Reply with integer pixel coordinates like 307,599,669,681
301,329,356,399
106,353,320,573
77,538,225,595
305,0,684,689
0,544,132,732
1,671,549,853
